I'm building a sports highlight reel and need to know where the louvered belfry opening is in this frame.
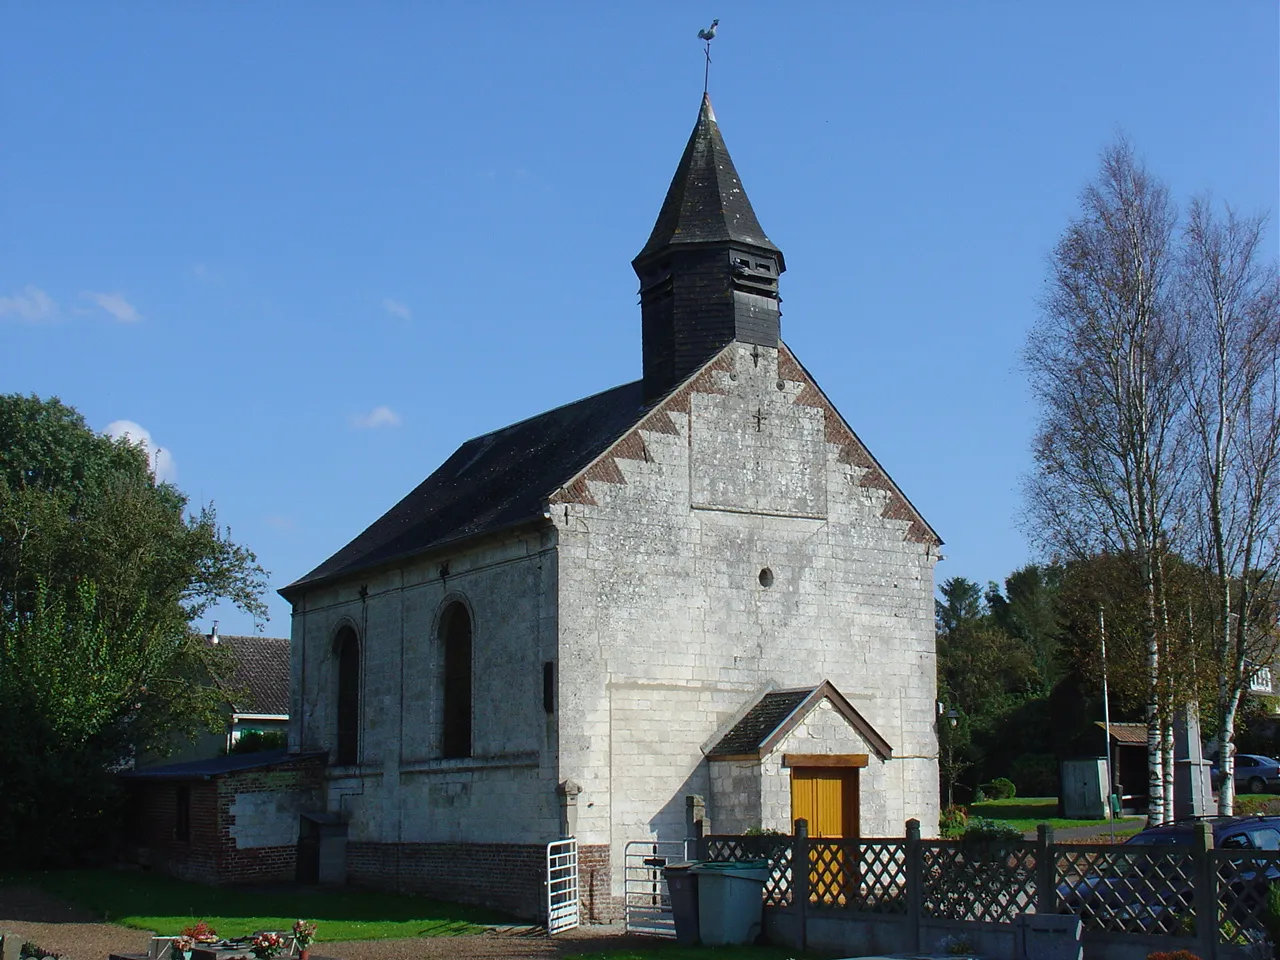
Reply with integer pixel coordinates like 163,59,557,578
335,626,360,765
441,603,473,759
633,93,785,402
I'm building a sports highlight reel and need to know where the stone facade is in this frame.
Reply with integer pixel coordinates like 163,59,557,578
554,341,938,895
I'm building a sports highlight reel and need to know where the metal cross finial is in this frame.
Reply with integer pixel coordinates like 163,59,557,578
697,19,719,94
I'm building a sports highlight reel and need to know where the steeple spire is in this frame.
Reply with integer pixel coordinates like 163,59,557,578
633,95,785,402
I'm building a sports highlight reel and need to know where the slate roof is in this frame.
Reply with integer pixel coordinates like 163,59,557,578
215,635,290,716
282,381,655,596
121,748,325,780
635,94,782,266
707,689,813,758
707,681,895,761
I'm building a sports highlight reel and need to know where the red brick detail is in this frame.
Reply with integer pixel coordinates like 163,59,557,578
584,458,626,485
550,349,732,506
346,841,548,921
577,844,623,922
778,344,940,547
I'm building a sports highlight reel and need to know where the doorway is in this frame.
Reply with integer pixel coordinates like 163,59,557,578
791,766,860,903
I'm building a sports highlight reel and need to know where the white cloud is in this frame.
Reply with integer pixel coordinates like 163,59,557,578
84,291,141,322
0,285,57,322
382,298,412,321
104,420,178,482
349,405,402,429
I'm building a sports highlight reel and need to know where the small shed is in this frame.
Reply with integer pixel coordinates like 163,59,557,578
1095,722,1150,815
122,749,326,885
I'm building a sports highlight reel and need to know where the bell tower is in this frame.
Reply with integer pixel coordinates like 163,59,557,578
633,94,786,401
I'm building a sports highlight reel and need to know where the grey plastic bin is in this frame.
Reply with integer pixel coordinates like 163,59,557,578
690,859,770,946
662,861,700,945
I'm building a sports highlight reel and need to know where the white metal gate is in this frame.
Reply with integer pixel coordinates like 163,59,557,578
623,839,690,937
546,838,579,934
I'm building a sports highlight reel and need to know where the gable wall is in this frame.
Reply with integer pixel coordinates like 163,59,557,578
553,342,939,887
289,528,560,846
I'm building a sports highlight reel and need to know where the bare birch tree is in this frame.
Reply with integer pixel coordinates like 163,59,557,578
1025,139,1187,826
1179,197,1280,815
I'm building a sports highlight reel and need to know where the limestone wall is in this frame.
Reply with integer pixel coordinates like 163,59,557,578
289,528,561,845
554,341,940,891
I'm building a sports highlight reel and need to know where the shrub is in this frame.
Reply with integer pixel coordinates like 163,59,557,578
1010,753,1058,797
980,777,1017,800
962,818,1023,845
940,804,968,838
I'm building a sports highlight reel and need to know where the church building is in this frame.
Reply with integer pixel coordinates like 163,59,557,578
280,94,941,919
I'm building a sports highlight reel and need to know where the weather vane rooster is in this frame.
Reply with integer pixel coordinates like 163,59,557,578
698,19,719,94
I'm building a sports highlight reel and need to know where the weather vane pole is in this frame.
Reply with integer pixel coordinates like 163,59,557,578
697,19,719,95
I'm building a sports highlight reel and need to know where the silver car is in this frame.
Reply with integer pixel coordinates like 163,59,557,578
1214,754,1280,794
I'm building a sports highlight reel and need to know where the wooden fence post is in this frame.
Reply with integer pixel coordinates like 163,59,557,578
1036,823,1056,915
794,818,809,952
1193,821,1216,960
906,818,922,952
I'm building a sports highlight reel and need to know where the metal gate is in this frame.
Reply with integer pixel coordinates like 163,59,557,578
623,839,690,937
546,838,579,934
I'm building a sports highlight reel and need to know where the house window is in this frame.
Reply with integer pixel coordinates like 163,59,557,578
175,785,191,842
441,602,472,759
335,626,360,765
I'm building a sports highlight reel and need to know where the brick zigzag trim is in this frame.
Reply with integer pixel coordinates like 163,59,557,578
776,345,937,545
549,346,938,547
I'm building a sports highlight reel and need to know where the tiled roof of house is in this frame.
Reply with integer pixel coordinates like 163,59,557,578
216,634,290,717
281,380,654,596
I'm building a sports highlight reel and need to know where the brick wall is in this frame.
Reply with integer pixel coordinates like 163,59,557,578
127,754,324,886
347,841,548,920
577,844,621,921
215,756,324,883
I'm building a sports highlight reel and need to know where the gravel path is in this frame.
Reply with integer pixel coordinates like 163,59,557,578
0,888,668,960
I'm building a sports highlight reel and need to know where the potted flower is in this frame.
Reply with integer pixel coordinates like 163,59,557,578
171,937,194,960
250,932,283,960
291,921,317,960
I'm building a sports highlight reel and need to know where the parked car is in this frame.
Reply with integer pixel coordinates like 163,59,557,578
1057,816,1280,934
1210,754,1280,793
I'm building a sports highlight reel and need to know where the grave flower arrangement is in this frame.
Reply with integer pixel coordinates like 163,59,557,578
250,932,283,960
171,936,195,958
291,921,317,951
180,923,219,945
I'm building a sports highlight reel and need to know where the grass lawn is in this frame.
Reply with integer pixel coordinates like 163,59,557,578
969,796,1144,835
4,868,512,941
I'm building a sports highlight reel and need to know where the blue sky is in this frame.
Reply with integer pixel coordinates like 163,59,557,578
2,4,1276,636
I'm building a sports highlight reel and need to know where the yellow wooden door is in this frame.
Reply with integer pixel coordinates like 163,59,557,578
791,768,860,904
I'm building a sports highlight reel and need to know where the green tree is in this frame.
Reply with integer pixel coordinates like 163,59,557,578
0,394,268,864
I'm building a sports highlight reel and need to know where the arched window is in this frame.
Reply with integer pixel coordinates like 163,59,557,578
335,626,360,765
440,602,472,759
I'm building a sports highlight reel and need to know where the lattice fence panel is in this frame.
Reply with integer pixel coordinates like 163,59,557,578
1214,850,1280,943
922,841,1037,923
1055,845,1194,935
856,840,908,914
